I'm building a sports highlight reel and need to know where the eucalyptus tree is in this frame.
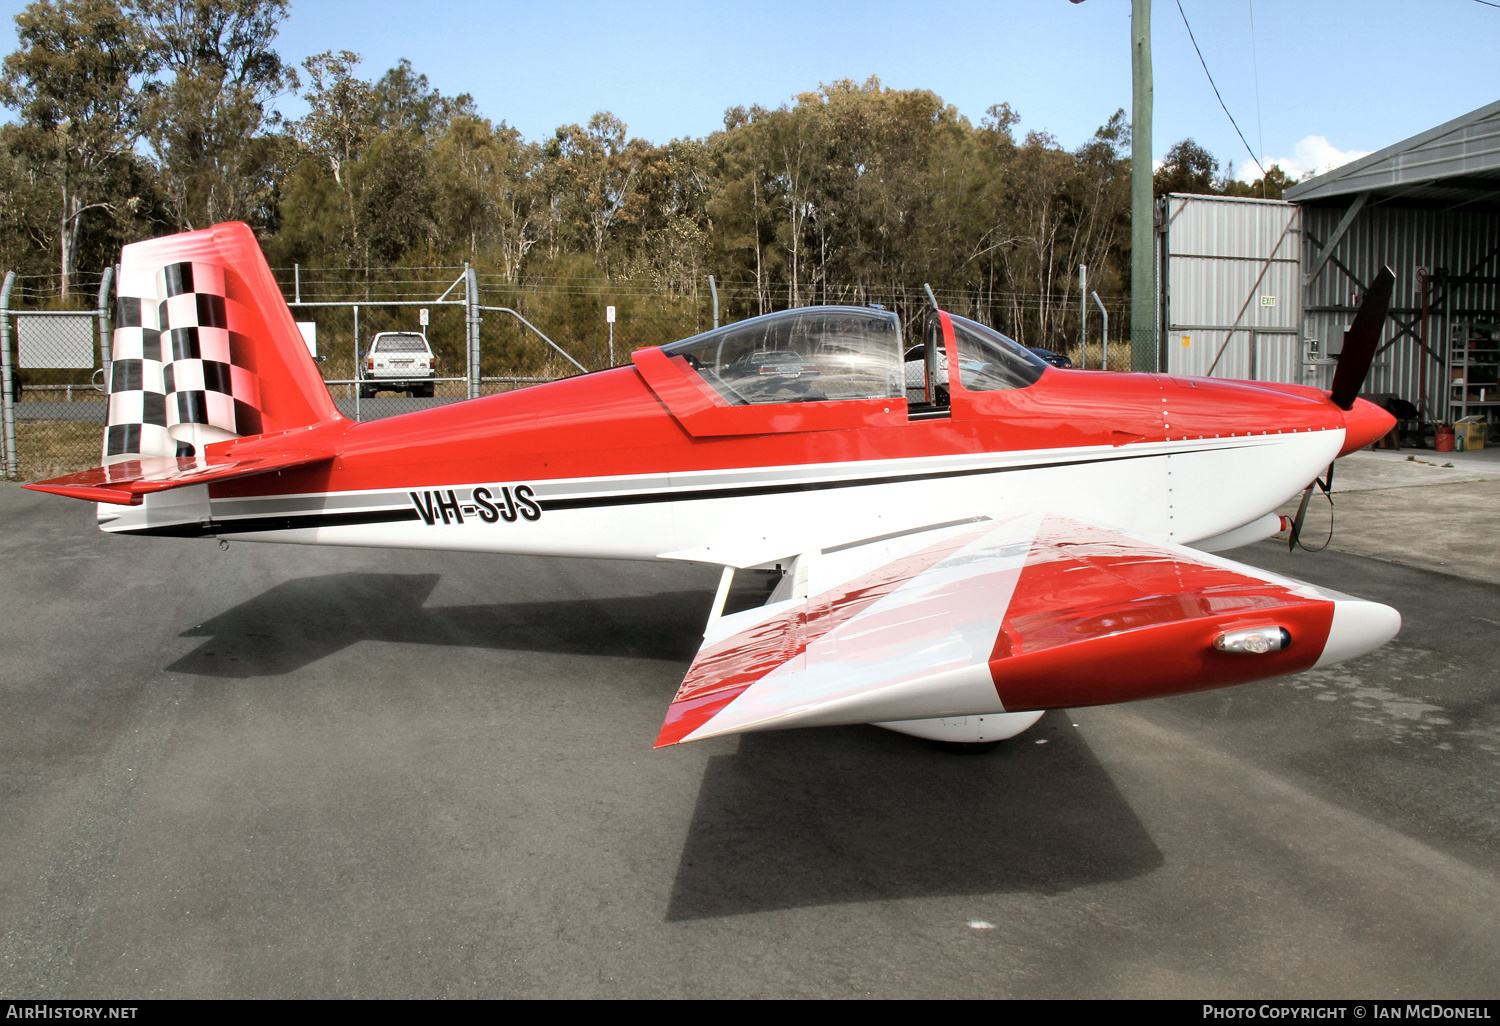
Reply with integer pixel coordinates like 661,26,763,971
291,49,373,256
0,0,152,295
706,105,784,315
132,0,296,231
548,111,651,264
1153,138,1219,196
355,129,437,264
631,137,713,298
370,58,473,138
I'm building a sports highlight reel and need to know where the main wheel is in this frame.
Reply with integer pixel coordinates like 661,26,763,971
876,710,1043,748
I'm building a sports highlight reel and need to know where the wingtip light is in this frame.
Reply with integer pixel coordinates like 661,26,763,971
1214,626,1291,654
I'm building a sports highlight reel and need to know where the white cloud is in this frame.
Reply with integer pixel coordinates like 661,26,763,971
1236,135,1372,183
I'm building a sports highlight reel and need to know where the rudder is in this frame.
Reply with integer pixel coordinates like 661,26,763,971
105,222,340,463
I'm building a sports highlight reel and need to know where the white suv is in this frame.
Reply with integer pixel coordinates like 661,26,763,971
361,332,436,398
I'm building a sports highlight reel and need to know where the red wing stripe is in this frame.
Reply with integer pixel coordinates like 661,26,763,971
990,515,1334,708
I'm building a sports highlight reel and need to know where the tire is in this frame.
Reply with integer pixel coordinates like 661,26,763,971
359,384,376,399
415,383,435,399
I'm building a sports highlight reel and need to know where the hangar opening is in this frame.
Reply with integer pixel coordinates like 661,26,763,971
1159,98,1500,449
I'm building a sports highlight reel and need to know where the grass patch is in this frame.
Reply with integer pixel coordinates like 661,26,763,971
8,420,102,480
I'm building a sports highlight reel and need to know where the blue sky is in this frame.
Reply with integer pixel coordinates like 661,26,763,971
5,0,1500,179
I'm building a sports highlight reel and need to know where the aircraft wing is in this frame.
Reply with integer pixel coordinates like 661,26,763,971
656,513,1399,747
24,449,333,505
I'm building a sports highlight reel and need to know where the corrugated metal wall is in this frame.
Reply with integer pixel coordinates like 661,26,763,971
1163,194,1302,380
1302,203,1500,418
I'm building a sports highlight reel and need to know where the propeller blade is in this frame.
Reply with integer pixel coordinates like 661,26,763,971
1329,264,1396,411
1288,484,1314,551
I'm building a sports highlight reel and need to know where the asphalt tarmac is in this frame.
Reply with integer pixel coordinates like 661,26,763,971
1,480,1497,998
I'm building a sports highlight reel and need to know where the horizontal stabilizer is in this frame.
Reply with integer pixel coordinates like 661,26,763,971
24,449,332,506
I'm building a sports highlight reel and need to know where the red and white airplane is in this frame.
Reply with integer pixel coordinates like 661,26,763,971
28,223,1402,750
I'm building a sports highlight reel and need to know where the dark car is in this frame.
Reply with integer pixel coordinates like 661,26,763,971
729,349,821,380
1028,347,1073,368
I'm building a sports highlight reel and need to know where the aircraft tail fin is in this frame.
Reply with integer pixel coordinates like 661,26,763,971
102,221,340,464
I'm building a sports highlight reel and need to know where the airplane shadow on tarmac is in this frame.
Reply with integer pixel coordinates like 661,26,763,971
166,571,711,677
665,716,1164,919
166,572,1164,915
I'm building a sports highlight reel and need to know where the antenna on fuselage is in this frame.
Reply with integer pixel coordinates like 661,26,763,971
923,283,940,311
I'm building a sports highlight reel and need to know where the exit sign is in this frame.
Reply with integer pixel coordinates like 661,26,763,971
1259,295,1277,307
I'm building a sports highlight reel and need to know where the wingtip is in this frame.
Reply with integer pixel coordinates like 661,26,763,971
653,687,749,749
1312,600,1402,669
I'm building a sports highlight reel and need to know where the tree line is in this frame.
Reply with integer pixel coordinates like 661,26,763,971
1,0,1294,351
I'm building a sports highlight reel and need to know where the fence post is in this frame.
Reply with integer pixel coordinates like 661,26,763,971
466,266,480,399
1092,291,1109,372
462,262,471,398
1079,264,1087,369
353,304,361,421
1,271,16,478
96,266,114,390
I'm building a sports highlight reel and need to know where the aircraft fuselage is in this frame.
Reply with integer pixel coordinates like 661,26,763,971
96,363,1383,564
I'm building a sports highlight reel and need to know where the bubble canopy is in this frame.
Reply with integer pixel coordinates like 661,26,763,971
662,307,904,406
662,307,1046,408
946,314,1048,391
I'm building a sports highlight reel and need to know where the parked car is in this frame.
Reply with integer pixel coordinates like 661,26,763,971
1028,347,1073,368
361,332,436,398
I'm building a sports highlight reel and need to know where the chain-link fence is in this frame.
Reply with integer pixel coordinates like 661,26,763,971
3,263,1136,480
1,271,114,480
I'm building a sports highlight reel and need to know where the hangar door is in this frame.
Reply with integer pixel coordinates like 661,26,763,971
1162,194,1302,382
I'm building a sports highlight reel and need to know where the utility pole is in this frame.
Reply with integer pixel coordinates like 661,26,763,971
1131,0,1155,371
1070,0,1154,370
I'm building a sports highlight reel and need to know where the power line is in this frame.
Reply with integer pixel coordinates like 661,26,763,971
1248,0,1266,196
1175,0,1267,180
1473,0,1500,9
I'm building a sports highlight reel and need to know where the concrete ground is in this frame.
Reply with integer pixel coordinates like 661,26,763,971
0,468,1497,999
1274,447,1500,585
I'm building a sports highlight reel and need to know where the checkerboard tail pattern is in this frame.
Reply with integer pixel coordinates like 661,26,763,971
105,259,261,462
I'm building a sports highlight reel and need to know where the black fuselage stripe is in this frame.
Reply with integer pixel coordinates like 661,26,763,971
124,508,420,538
114,445,1238,536
536,450,1163,511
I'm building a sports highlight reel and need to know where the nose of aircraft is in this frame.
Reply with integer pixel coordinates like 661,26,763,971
1339,397,1397,456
